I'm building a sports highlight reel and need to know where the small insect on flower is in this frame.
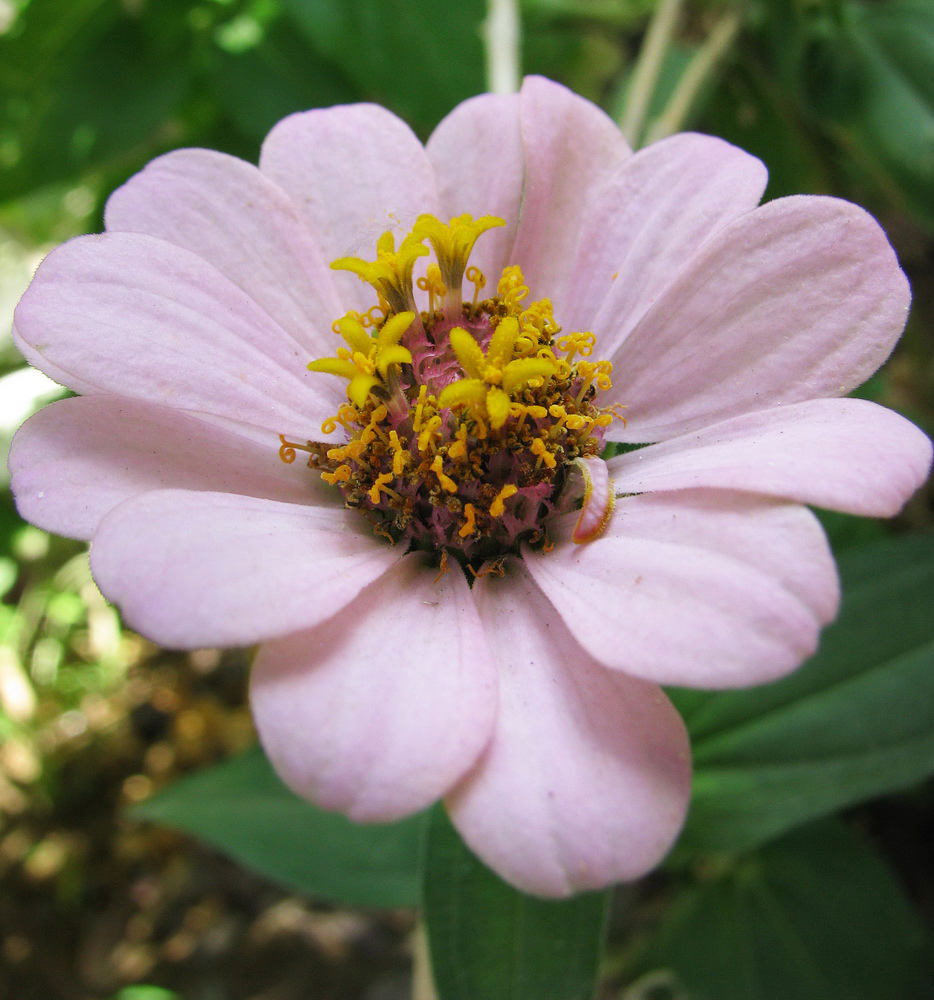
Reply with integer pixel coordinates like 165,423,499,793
9,77,931,897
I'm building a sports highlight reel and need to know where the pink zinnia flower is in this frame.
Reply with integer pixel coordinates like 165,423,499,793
9,77,931,897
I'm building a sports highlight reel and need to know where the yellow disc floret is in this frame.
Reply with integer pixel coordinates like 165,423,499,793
308,310,414,408
438,319,559,430
291,213,624,568
331,230,428,314
413,213,505,315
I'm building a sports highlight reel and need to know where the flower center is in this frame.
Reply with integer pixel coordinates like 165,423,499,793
280,214,624,572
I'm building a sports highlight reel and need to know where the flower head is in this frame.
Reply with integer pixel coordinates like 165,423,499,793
9,77,931,897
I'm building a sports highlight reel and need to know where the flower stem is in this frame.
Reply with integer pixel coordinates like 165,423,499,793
412,921,438,1000
644,7,743,144
484,0,522,94
619,0,683,147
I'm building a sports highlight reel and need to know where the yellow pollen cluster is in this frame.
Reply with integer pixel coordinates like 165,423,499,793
289,213,622,564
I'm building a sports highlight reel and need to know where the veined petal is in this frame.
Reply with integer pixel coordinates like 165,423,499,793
560,132,768,341
104,148,343,357
571,456,615,544
524,490,839,689
8,396,328,541
90,491,401,648
608,398,933,516
14,232,335,437
260,103,440,314
447,565,691,897
251,555,497,821
427,91,523,281
508,76,631,302
607,196,911,441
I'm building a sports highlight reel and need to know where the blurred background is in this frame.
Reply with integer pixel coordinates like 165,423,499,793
1,1,932,998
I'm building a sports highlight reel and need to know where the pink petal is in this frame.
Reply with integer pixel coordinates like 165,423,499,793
508,76,631,303
251,554,497,821
90,490,400,648
607,196,911,441
447,564,690,897
608,398,932,516
11,321,97,396
426,91,523,281
105,148,344,359
259,103,440,313
14,233,332,438
524,491,839,689
9,395,327,541
561,132,768,343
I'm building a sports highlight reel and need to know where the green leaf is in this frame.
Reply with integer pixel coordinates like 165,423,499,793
0,0,191,201
132,745,425,907
111,988,180,1000
636,820,932,1000
281,0,487,134
208,12,362,145
798,1,934,228
700,54,829,202
672,535,934,853
423,807,609,1000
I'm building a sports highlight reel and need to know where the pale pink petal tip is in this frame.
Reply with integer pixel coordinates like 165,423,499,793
527,491,840,690
608,398,932,518
571,456,615,543
251,554,497,822
90,490,400,649
447,567,691,898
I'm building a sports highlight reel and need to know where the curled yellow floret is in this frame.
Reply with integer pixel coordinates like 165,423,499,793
438,320,558,430
309,310,414,408
331,231,428,314
413,214,505,298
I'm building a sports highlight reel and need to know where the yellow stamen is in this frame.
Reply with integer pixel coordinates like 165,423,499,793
368,472,395,504
322,464,352,485
489,484,518,518
458,503,477,538
431,454,458,493
412,384,430,432
531,437,557,470
448,424,470,461
417,263,447,314
417,415,442,452
331,230,428,314
278,435,315,464
465,265,486,308
413,214,504,311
